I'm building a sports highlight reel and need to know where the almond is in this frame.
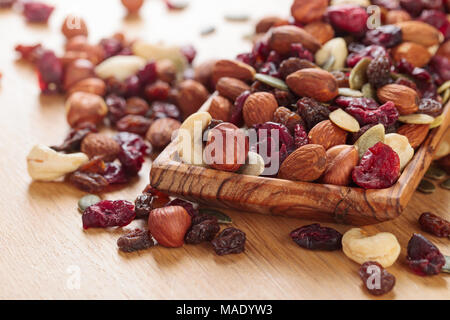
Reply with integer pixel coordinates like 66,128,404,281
308,120,348,150
377,84,419,115
255,16,288,34
194,59,217,90
216,77,250,101
80,133,121,161
268,25,321,55
392,42,432,68
176,79,209,118
396,124,429,149
212,59,256,85
291,0,328,24
320,145,358,186
208,95,232,122
286,68,338,102
304,21,335,45
436,40,450,60
146,117,181,149
385,10,411,24
242,92,278,127
67,77,106,96
396,21,443,47
278,144,327,181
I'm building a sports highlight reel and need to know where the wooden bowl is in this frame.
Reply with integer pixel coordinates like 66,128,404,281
150,96,450,226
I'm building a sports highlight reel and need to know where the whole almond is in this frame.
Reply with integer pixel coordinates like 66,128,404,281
81,133,121,161
67,77,106,96
212,59,256,85
146,117,181,149
176,79,209,118
216,77,250,101
321,145,358,186
392,42,432,68
286,68,338,102
268,25,321,54
308,120,348,150
291,0,328,24
377,84,419,115
397,124,429,149
208,95,232,122
255,16,288,34
396,21,443,47
304,21,335,45
385,10,411,24
278,144,327,181
242,92,278,127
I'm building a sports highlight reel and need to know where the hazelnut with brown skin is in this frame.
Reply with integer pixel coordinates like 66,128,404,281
146,117,181,149
81,133,121,161
65,92,107,127
61,15,88,39
176,79,209,118
148,206,192,248
64,59,95,90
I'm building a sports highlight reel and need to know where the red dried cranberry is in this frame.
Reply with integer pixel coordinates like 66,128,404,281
165,199,198,217
236,52,256,67
364,25,402,48
117,229,156,252
23,2,54,23
145,80,170,101
297,97,330,130
103,162,128,184
418,212,450,238
211,227,246,256
429,56,450,82
290,43,313,62
230,90,251,127
294,124,309,149
252,39,270,65
346,45,387,67
418,99,442,117
82,200,135,229
51,123,97,153
99,37,123,59
185,215,220,244
327,5,368,34
180,45,196,64
290,223,342,251
259,61,280,78
419,10,450,39
15,43,44,63
359,261,396,296
352,142,400,189
366,55,392,88
406,233,445,276
123,75,141,97
118,147,144,176
115,132,151,155
106,94,127,124
346,101,399,127
335,96,379,110
36,50,63,94
116,114,151,136
137,62,157,87
149,101,181,120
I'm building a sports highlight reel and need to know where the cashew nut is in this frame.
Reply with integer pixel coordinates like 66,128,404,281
177,112,211,166
239,151,265,176
27,144,89,181
342,228,401,267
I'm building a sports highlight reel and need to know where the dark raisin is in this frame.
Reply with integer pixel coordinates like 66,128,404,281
294,124,309,149
137,62,157,87
211,227,246,256
418,212,450,238
406,233,445,276
165,198,198,217
254,122,294,153
78,157,106,174
273,89,297,107
145,80,170,101
105,77,126,96
117,229,155,252
143,186,170,208
185,215,220,244
273,107,304,133
250,80,272,93
106,94,127,124
290,223,342,251
366,55,392,88
116,115,151,136
69,171,109,193
296,97,330,130
115,132,151,155
359,261,396,296
364,25,402,48
82,200,135,229
230,90,250,127
418,99,443,117
331,70,350,88
125,97,150,116
51,123,97,153
118,147,144,176
99,37,123,59
279,58,315,79
134,193,153,219
148,101,181,121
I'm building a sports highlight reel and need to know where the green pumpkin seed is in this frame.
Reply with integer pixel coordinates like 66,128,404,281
338,87,363,97
361,83,375,99
440,178,450,190
199,208,232,224
78,194,101,213
254,73,288,91
429,114,444,129
425,165,446,180
442,255,450,273
349,57,371,90
441,88,450,105
354,123,385,158
437,80,450,94
417,179,436,194
398,114,435,124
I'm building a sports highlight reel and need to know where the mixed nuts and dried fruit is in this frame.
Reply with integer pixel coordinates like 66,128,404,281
11,0,449,297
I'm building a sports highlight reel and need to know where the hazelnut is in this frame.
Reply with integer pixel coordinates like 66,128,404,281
121,0,144,13
255,16,288,34
176,79,209,118
291,0,328,24
208,95,232,122
146,117,181,149
148,206,192,248
156,59,177,84
216,77,250,101
64,59,95,90
303,21,335,45
61,15,88,39
67,77,106,96
194,59,217,91
65,92,108,127
125,97,150,116
65,36,105,65
80,133,121,161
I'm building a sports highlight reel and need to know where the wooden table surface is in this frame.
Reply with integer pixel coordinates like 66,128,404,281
0,0,449,300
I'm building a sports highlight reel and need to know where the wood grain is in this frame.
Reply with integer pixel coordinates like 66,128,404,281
0,0,448,300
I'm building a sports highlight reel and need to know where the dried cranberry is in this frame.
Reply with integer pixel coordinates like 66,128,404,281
116,115,151,136
290,43,313,62
117,229,156,252
185,215,220,244
165,199,198,217
134,193,153,219
145,80,170,101
180,45,197,64
366,55,392,88
327,5,368,34
211,227,246,256
15,43,44,63
364,25,402,48
259,61,280,78
230,90,250,127
400,0,424,16
296,97,330,130
137,62,157,87
106,94,127,124
123,75,141,97
36,50,63,94
82,200,135,229
148,101,181,120
254,122,294,153
118,147,144,176
115,132,151,155
419,10,450,39
346,101,399,127
418,98,443,117
359,261,396,296
346,45,387,67
69,171,109,193
429,56,450,82
236,52,255,66
290,223,342,251
51,123,97,153
103,162,128,184
352,142,400,189
335,96,379,110
294,124,309,149
395,77,418,92
418,212,450,238
23,2,54,23
99,37,123,59
406,233,445,276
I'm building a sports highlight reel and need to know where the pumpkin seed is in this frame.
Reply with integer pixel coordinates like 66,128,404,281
199,208,232,224
425,165,446,180
361,83,376,99
224,13,250,22
354,123,385,158
417,179,435,194
437,80,450,94
398,114,435,124
200,25,216,36
78,194,101,213
440,178,450,190
385,133,414,170
254,73,288,91
329,108,360,132
441,88,450,105
429,114,444,129
349,57,371,90
338,87,363,97
443,255,450,273
315,38,348,71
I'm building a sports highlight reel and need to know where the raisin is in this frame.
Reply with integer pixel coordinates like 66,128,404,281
273,89,297,107
273,107,304,133
394,77,418,92
211,227,246,256
296,97,330,130
134,193,153,219
106,94,127,124
69,171,109,193
103,162,128,184
327,5,368,34
259,62,280,78
185,215,220,244
143,186,170,208
105,77,127,96
118,147,144,176
137,62,157,87
165,198,198,217
116,114,151,136
419,10,450,40
331,70,350,88
51,123,97,153
145,80,170,101
418,212,450,238
230,90,250,127
364,25,402,48
279,58,315,79
36,50,63,94
23,2,54,23
406,233,445,276
418,99,443,117
290,223,342,251
254,122,294,153
82,200,135,229
359,261,396,296
293,123,309,149
346,101,399,127
115,132,151,155
125,97,150,116
367,55,392,88
352,142,400,189
148,101,181,121
117,229,156,252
